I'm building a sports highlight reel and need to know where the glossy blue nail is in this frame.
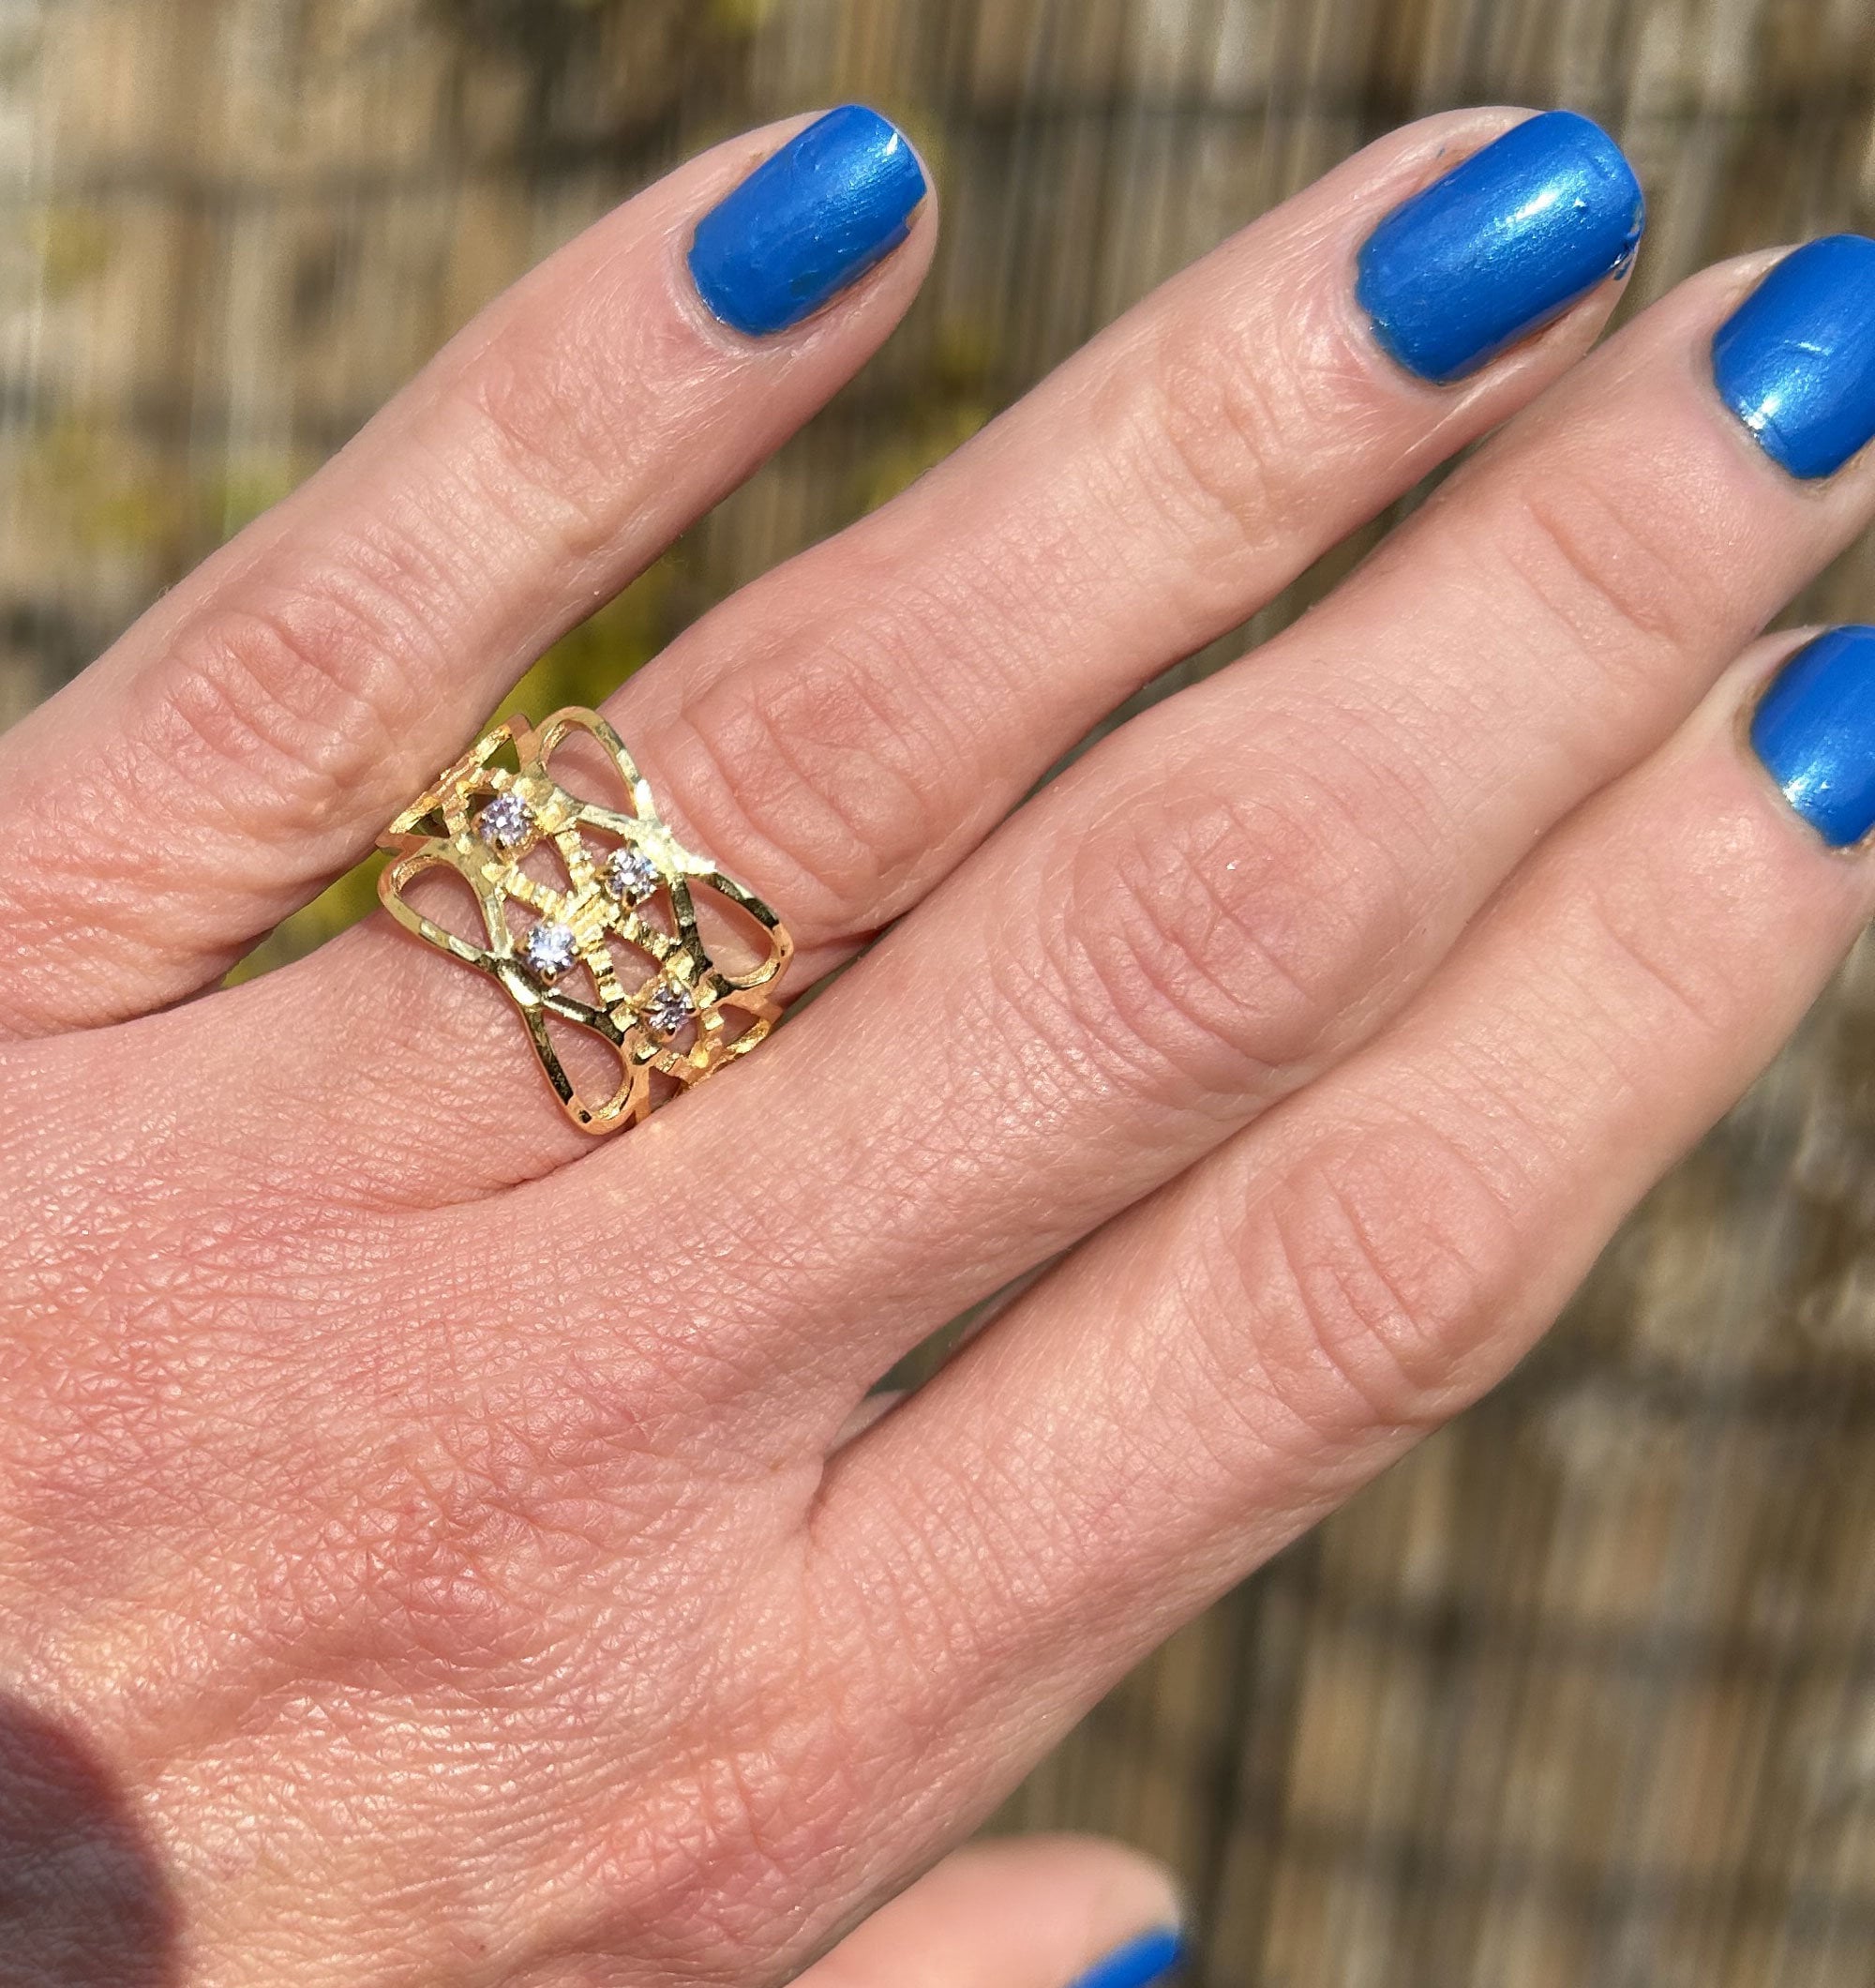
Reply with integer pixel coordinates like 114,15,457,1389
688,105,926,338
1750,626,1875,847
1356,110,1644,384
1067,1927,1185,1988
1712,235,1875,480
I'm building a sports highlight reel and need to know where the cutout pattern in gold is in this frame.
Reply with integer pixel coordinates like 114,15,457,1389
378,709,791,1133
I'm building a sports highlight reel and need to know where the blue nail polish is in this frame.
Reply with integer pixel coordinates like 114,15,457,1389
1356,110,1644,384
1750,626,1875,847
1067,1928,1186,1988
1712,235,1875,480
688,106,926,338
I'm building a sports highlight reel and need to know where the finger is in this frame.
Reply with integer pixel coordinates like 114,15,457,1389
0,107,936,1036
811,627,1875,1801
795,1837,1184,1988
194,107,1643,1191
471,233,1875,1412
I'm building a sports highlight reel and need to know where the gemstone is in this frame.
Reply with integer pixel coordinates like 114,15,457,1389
603,847,659,907
522,922,578,980
478,791,534,851
643,979,696,1038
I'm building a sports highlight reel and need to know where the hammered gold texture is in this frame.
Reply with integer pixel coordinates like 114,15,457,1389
377,709,790,1133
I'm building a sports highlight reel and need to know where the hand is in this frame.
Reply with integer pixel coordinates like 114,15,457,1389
4,102,1873,1986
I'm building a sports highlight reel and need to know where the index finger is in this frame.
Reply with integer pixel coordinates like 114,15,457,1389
0,107,934,1037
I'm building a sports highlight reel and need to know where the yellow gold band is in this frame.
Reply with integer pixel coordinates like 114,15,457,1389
377,708,791,1134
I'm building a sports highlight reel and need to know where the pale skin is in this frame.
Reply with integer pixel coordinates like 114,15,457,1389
0,106,1870,1985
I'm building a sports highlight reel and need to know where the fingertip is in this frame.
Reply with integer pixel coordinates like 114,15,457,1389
941,1829,1184,1924
1067,1925,1187,1988
1356,106,1646,384
686,104,936,339
799,1834,1185,1988
1744,625,1875,849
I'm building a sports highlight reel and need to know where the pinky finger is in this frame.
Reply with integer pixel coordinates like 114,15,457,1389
794,1836,1185,1988
815,625,1875,1786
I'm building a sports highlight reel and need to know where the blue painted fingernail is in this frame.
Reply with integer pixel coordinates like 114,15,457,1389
688,105,926,338
1750,626,1875,847
1067,1927,1186,1988
1712,235,1875,480
1356,110,1644,384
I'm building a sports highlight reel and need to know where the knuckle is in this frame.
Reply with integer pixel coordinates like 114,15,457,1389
659,624,962,938
1136,320,1287,545
1042,749,1424,1102
578,1614,881,1966
457,319,672,558
281,1412,667,1686
606,1728,875,1957
1121,284,1372,614
306,1458,553,1671
1233,1118,1522,1446
145,548,445,841
1493,459,1716,671
1540,821,1749,1087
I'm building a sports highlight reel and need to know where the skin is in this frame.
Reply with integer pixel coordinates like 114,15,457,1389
0,106,1870,1985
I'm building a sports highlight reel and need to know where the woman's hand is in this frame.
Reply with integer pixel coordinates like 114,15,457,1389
4,102,1874,1986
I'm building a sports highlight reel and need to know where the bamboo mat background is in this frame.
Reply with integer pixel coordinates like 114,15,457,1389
5,3,1875,1982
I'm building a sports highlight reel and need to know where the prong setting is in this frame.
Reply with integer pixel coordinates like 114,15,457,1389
604,847,660,907
522,922,578,981
478,791,535,851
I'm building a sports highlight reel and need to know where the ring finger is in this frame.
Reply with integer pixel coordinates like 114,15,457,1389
503,226,1875,1436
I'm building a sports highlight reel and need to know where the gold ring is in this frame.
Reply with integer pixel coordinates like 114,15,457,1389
377,708,792,1134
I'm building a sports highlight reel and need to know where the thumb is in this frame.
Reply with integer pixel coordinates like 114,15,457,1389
793,1833,1187,1988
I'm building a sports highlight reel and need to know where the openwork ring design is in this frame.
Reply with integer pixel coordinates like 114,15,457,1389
377,708,791,1134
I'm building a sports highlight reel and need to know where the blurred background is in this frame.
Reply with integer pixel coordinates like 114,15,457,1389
6,1,1875,1981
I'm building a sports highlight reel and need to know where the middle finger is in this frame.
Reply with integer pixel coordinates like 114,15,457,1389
515,230,1875,1430
61,107,1640,1203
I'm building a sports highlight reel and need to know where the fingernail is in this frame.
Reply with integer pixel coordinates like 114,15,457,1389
688,105,927,338
1356,109,1644,384
1067,1927,1186,1988
1750,626,1875,847
1712,235,1875,480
